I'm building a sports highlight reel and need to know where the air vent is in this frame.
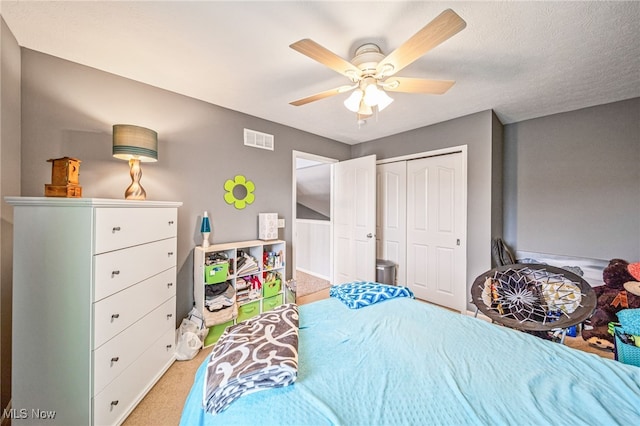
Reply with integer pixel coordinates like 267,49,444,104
244,128,274,151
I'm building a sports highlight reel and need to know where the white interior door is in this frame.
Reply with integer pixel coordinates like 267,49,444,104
333,155,376,284
376,162,407,285
406,152,466,311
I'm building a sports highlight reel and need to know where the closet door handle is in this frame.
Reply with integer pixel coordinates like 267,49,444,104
168,220,175,225
366,233,374,239
112,226,121,233
167,282,174,288
168,252,174,257
166,314,173,320
111,357,119,365
111,314,120,321
111,270,120,277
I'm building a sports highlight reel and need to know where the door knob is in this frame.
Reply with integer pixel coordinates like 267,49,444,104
366,233,374,239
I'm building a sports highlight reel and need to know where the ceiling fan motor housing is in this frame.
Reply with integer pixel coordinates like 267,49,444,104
352,43,385,75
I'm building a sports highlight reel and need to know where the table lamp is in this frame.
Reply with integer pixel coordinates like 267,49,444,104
112,124,158,200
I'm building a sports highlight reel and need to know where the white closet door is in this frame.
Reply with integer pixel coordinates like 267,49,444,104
376,162,407,285
333,155,376,284
406,152,466,311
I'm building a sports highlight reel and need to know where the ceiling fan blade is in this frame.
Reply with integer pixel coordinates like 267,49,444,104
290,85,356,106
290,39,362,80
376,9,466,77
383,77,455,94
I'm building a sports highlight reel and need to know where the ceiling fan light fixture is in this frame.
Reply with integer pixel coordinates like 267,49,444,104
376,90,394,111
363,83,393,110
363,83,378,107
344,89,364,112
357,102,373,116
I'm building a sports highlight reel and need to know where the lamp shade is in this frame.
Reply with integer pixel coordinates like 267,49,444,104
376,90,394,111
344,89,364,112
112,124,158,162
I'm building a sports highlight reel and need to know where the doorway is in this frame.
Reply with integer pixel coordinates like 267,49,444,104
292,151,336,297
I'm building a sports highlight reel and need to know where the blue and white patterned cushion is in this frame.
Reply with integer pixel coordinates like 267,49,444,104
329,282,415,309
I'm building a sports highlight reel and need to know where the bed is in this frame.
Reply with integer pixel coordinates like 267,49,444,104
180,287,640,425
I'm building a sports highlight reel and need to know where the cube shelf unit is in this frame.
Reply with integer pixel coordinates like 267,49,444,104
194,239,286,346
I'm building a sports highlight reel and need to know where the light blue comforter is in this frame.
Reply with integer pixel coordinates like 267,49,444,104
180,297,640,425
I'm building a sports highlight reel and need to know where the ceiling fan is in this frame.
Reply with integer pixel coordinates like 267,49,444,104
289,9,466,121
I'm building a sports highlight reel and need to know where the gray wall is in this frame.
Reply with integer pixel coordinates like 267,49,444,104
503,98,640,261
0,16,21,415
19,49,351,326
351,110,504,309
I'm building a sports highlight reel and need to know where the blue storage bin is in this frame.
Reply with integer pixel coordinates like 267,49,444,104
614,326,640,367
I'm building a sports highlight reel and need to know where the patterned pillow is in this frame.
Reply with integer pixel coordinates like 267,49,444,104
330,282,415,309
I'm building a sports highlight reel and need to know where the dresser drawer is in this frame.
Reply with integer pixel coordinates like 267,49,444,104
94,238,177,302
93,328,175,426
94,297,175,395
94,207,177,254
94,267,176,349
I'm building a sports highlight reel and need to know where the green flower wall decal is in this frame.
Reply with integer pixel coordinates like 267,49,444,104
224,175,255,209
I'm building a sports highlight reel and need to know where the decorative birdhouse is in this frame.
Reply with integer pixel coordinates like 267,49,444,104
45,157,82,197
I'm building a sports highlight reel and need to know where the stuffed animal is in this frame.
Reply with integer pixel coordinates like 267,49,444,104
582,259,640,349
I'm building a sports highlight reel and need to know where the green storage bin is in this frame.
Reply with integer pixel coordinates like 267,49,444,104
263,279,281,298
205,262,229,284
204,320,233,347
237,301,260,323
263,294,283,312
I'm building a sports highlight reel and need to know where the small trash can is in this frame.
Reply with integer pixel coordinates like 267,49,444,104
376,259,396,285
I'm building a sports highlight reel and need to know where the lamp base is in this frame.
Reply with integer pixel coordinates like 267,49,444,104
125,158,147,200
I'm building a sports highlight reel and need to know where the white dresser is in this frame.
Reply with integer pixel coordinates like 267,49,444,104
5,197,182,426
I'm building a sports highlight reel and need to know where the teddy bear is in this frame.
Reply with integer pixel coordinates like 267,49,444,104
581,259,640,349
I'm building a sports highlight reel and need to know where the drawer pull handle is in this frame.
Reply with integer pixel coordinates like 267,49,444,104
111,314,120,321
167,282,174,288
111,357,119,364
111,400,119,408
168,220,175,225
112,226,121,233
167,314,173,319
111,270,120,277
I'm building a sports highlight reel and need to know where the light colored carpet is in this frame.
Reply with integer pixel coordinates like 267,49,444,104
122,347,209,426
122,288,613,425
295,269,331,297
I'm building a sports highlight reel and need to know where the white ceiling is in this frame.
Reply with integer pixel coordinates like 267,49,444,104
2,1,639,145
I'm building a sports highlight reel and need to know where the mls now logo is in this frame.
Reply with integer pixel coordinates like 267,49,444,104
3,408,56,420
